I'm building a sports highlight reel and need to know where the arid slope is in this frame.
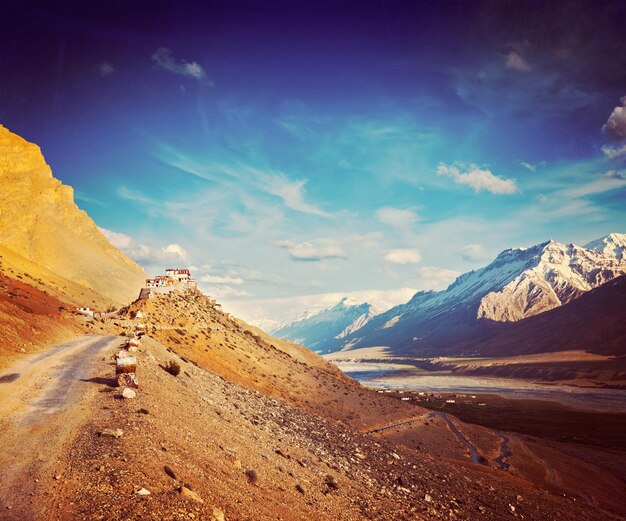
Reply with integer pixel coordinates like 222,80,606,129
44,336,613,521
115,290,418,428
0,124,146,307
0,270,82,368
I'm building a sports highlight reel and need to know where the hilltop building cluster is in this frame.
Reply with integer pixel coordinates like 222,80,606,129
139,268,198,299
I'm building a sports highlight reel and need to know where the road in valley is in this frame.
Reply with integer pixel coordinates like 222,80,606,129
0,335,122,520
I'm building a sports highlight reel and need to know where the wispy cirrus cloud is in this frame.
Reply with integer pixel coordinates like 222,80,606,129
437,163,518,195
560,171,626,199
151,48,213,85
156,146,332,218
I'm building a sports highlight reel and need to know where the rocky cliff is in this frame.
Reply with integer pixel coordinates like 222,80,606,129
0,125,146,306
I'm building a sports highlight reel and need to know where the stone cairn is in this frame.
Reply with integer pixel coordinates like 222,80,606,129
115,324,144,391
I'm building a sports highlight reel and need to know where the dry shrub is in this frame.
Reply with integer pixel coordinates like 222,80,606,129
164,360,181,376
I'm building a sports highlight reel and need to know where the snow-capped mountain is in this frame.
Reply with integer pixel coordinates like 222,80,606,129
585,232,626,260
272,297,382,352
328,233,626,356
250,319,282,335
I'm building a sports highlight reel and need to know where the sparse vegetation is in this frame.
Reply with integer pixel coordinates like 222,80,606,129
164,360,181,377
244,468,258,485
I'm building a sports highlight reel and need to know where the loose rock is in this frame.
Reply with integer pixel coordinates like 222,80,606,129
99,428,124,439
180,485,204,503
121,388,136,399
211,508,225,521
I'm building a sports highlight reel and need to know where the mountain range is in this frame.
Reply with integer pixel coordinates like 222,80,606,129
274,234,626,356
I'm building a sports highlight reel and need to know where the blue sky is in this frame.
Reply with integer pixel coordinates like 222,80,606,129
1,0,626,323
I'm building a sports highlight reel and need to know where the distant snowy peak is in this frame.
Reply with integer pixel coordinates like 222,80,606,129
272,297,382,350
585,232,626,260
477,236,626,322
251,319,282,334
338,296,361,307
335,301,383,339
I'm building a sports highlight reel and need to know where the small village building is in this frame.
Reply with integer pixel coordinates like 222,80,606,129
139,268,198,299
77,307,94,317
165,268,192,283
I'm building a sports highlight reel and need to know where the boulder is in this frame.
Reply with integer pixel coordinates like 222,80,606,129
117,372,139,388
121,388,136,399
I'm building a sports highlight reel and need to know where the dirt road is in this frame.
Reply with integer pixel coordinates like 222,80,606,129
0,335,122,519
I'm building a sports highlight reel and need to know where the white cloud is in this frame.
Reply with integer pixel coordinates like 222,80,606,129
200,274,244,285
505,51,532,72
601,143,626,160
163,243,188,259
151,48,212,84
99,228,188,267
100,228,150,260
202,285,252,299
602,96,626,140
459,243,487,261
275,240,346,262
97,62,115,77
416,266,462,289
384,248,422,265
376,207,419,228
437,163,518,194
521,161,536,171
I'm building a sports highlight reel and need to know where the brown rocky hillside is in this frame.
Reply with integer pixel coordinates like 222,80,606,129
44,334,609,521
0,124,146,307
0,269,80,368
114,289,417,428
